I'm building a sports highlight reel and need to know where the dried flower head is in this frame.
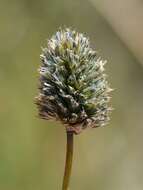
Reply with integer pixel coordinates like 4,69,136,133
36,28,112,134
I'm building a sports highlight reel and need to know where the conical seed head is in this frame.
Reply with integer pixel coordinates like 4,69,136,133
36,28,112,134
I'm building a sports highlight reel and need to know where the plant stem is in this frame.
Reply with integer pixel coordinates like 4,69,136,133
62,132,74,190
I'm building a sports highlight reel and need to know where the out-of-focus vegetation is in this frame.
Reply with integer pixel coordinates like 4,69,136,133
0,0,143,190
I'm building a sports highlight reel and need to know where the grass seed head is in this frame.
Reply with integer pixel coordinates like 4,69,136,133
36,28,112,134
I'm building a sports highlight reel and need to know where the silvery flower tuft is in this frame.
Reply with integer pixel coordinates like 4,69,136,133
36,28,112,134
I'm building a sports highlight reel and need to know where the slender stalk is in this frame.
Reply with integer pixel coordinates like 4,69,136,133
62,132,74,190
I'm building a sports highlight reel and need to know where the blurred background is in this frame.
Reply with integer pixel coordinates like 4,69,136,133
0,0,143,190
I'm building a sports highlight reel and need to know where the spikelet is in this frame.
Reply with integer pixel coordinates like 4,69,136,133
36,28,112,134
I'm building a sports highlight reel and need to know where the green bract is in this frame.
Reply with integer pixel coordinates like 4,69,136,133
36,28,112,134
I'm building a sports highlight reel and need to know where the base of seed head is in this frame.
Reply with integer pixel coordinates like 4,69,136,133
36,28,112,134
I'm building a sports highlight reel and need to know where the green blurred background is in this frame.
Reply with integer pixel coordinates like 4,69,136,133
1,0,143,190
